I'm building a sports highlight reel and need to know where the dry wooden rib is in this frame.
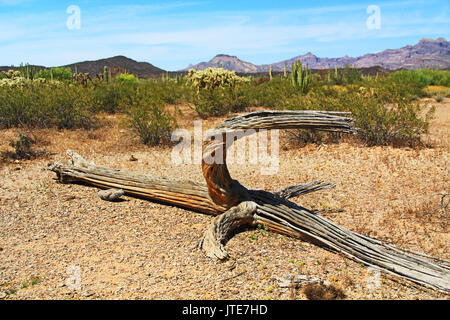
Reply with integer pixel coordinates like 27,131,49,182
48,110,450,294
49,150,226,215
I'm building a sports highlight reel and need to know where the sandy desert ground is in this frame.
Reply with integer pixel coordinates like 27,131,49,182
0,99,448,300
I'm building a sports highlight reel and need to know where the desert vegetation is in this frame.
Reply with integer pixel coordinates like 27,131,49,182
0,66,446,148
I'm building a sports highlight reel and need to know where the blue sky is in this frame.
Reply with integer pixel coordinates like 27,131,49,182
0,0,448,70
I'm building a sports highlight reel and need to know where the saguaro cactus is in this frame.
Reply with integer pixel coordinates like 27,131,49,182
269,65,273,81
104,66,109,83
291,60,311,94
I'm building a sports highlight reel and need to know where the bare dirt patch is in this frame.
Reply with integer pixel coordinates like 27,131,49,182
0,100,448,300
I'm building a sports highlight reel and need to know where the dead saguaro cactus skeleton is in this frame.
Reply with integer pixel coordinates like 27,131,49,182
48,110,450,294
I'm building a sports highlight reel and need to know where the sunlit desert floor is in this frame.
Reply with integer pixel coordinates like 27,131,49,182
0,99,448,299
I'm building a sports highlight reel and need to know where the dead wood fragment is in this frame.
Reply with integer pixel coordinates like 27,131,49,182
98,188,124,201
199,201,257,260
275,181,335,199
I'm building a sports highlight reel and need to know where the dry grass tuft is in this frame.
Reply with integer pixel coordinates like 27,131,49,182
303,283,346,300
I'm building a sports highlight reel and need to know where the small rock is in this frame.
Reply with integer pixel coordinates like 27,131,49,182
129,155,138,162
81,291,94,297
0,292,7,299
98,189,124,201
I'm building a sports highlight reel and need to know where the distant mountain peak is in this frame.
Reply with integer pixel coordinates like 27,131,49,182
183,54,259,73
214,54,238,58
419,37,446,43
61,55,165,78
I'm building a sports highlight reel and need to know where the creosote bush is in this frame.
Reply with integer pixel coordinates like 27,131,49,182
0,81,95,129
192,84,252,118
127,103,178,146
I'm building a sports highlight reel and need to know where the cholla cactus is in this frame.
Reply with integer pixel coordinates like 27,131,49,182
187,68,249,91
4,70,21,79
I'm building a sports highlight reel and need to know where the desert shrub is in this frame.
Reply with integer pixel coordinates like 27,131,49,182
251,77,298,108
349,94,434,146
433,94,444,102
192,84,251,118
383,69,449,99
139,80,192,105
91,79,192,113
91,81,137,113
362,74,424,101
283,84,434,147
127,103,178,145
116,73,138,85
49,84,95,129
423,85,450,98
0,82,95,129
394,69,450,87
35,67,72,81
343,65,362,84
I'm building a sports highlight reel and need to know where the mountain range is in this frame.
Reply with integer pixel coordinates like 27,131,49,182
184,38,449,72
0,56,164,79
62,56,165,78
1,38,448,77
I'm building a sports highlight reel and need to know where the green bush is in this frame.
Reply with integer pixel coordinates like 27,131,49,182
390,69,450,87
139,80,192,105
0,82,95,129
251,77,298,109
127,103,178,145
116,73,138,85
91,81,137,113
35,67,72,81
284,84,434,146
192,84,251,118
343,65,362,84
